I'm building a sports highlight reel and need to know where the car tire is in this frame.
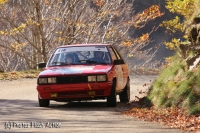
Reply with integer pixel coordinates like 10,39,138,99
38,96,50,107
107,80,117,107
119,78,130,103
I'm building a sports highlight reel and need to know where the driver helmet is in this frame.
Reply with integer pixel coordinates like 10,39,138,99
94,51,104,59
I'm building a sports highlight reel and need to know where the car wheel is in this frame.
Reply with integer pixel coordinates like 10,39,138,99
38,96,50,107
107,80,117,107
119,78,130,103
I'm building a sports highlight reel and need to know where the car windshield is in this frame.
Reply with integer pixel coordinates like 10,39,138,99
47,46,112,66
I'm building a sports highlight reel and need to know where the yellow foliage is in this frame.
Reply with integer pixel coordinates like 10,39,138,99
54,18,60,21
105,33,110,39
11,42,26,52
164,38,181,50
0,31,4,35
128,54,134,57
6,23,27,35
0,21,29,36
19,23,26,28
27,19,35,25
165,57,171,60
161,16,184,33
183,35,188,39
0,0,8,4
100,11,107,17
166,0,195,19
56,37,66,42
76,22,85,28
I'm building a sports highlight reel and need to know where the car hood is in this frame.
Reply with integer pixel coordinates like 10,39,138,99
39,65,112,76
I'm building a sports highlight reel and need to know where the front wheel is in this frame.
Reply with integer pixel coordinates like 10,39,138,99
107,80,117,107
38,96,50,107
119,78,130,103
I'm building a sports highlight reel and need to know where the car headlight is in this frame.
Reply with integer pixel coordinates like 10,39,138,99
88,76,96,82
38,77,56,84
38,78,47,84
97,75,107,82
88,75,107,82
48,77,56,83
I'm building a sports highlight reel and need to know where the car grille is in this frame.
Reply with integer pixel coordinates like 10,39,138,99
56,76,88,84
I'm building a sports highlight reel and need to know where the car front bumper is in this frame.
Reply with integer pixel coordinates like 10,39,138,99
37,82,112,100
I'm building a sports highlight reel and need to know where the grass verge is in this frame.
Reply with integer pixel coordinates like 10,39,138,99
0,69,40,80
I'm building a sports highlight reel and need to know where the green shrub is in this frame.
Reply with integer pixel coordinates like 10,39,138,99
172,81,192,106
189,104,200,115
148,53,200,115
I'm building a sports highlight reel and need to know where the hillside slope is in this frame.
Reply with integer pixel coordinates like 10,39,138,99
148,54,200,115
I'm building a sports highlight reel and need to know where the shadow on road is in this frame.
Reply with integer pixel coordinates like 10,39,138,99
0,99,134,131
0,99,128,115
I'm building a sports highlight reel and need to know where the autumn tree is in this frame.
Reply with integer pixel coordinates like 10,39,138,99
0,0,163,71
160,0,196,51
0,0,72,70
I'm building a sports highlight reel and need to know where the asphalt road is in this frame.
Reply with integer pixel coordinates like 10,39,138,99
0,75,184,133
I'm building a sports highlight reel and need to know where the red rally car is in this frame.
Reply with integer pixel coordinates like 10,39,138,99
37,44,130,107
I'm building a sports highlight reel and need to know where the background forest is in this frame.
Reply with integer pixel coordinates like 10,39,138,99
0,0,178,72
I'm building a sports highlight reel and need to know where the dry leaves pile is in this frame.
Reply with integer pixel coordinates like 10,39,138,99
121,102,200,132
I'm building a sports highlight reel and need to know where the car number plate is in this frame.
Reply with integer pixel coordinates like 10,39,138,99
88,91,95,96
50,93,58,98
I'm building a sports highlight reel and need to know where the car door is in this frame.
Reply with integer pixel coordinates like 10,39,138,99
108,46,124,92
112,46,129,88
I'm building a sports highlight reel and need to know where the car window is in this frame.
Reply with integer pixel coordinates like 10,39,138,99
112,47,121,59
47,46,112,66
109,47,117,60
50,53,62,63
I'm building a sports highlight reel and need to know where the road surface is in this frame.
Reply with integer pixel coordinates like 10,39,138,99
0,75,184,133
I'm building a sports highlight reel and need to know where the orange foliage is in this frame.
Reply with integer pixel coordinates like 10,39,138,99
134,33,150,45
120,33,150,47
122,106,200,132
93,0,105,7
134,5,164,28
120,40,132,47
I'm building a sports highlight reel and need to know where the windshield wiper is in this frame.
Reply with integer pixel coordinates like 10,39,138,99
79,60,97,63
97,62,107,65
50,62,77,66
78,60,107,65
51,62,66,65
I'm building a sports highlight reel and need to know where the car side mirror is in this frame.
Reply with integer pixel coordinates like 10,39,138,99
114,59,124,65
38,62,46,68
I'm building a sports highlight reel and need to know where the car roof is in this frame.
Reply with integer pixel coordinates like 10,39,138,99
59,44,112,48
